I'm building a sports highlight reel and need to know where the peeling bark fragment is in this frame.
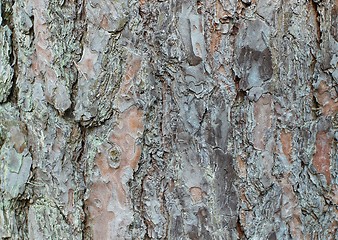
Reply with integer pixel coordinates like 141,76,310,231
87,0,128,33
212,149,238,229
238,47,273,90
235,19,273,92
314,80,338,116
253,94,272,150
0,112,31,199
256,0,280,25
0,104,32,238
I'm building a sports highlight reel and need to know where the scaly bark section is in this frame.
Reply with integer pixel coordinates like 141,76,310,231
0,0,337,239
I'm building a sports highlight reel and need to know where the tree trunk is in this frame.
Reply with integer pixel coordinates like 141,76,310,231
0,0,337,239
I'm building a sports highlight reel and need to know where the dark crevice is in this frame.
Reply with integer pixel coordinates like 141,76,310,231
310,0,322,44
1,0,19,105
77,125,88,240
64,62,80,120
236,215,246,239
312,95,320,117
242,1,251,7
54,201,69,224
29,15,35,45
1,1,13,27
8,44,19,104
230,23,239,36
310,73,321,118
129,160,147,237
309,51,317,75
76,125,87,167
234,75,246,104
196,107,208,136
12,196,30,239
0,132,5,150
63,106,75,120
78,0,86,21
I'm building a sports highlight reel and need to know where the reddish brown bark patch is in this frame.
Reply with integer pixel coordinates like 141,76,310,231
67,189,74,211
85,181,115,240
86,53,145,239
210,29,222,56
280,129,292,162
236,156,247,178
322,100,338,116
87,109,143,239
110,107,144,169
279,178,302,239
189,187,203,203
139,0,146,6
315,81,338,116
100,15,109,30
95,146,113,178
125,57,142,82
313,131,333,184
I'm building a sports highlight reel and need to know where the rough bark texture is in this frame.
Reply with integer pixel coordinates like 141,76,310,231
0,0,337,239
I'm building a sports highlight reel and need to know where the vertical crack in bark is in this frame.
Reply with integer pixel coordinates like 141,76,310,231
162,181,170,239
236,215,245,239
310,0,322,44
1,0,17,104
77,125,87,240
8,36,18,105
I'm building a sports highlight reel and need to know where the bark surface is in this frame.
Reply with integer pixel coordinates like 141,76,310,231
0,0,337,239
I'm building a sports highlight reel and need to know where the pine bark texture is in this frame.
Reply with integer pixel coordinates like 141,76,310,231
0,0,337,239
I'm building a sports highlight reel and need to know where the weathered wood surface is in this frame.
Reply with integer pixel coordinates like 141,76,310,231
0,0,337,239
